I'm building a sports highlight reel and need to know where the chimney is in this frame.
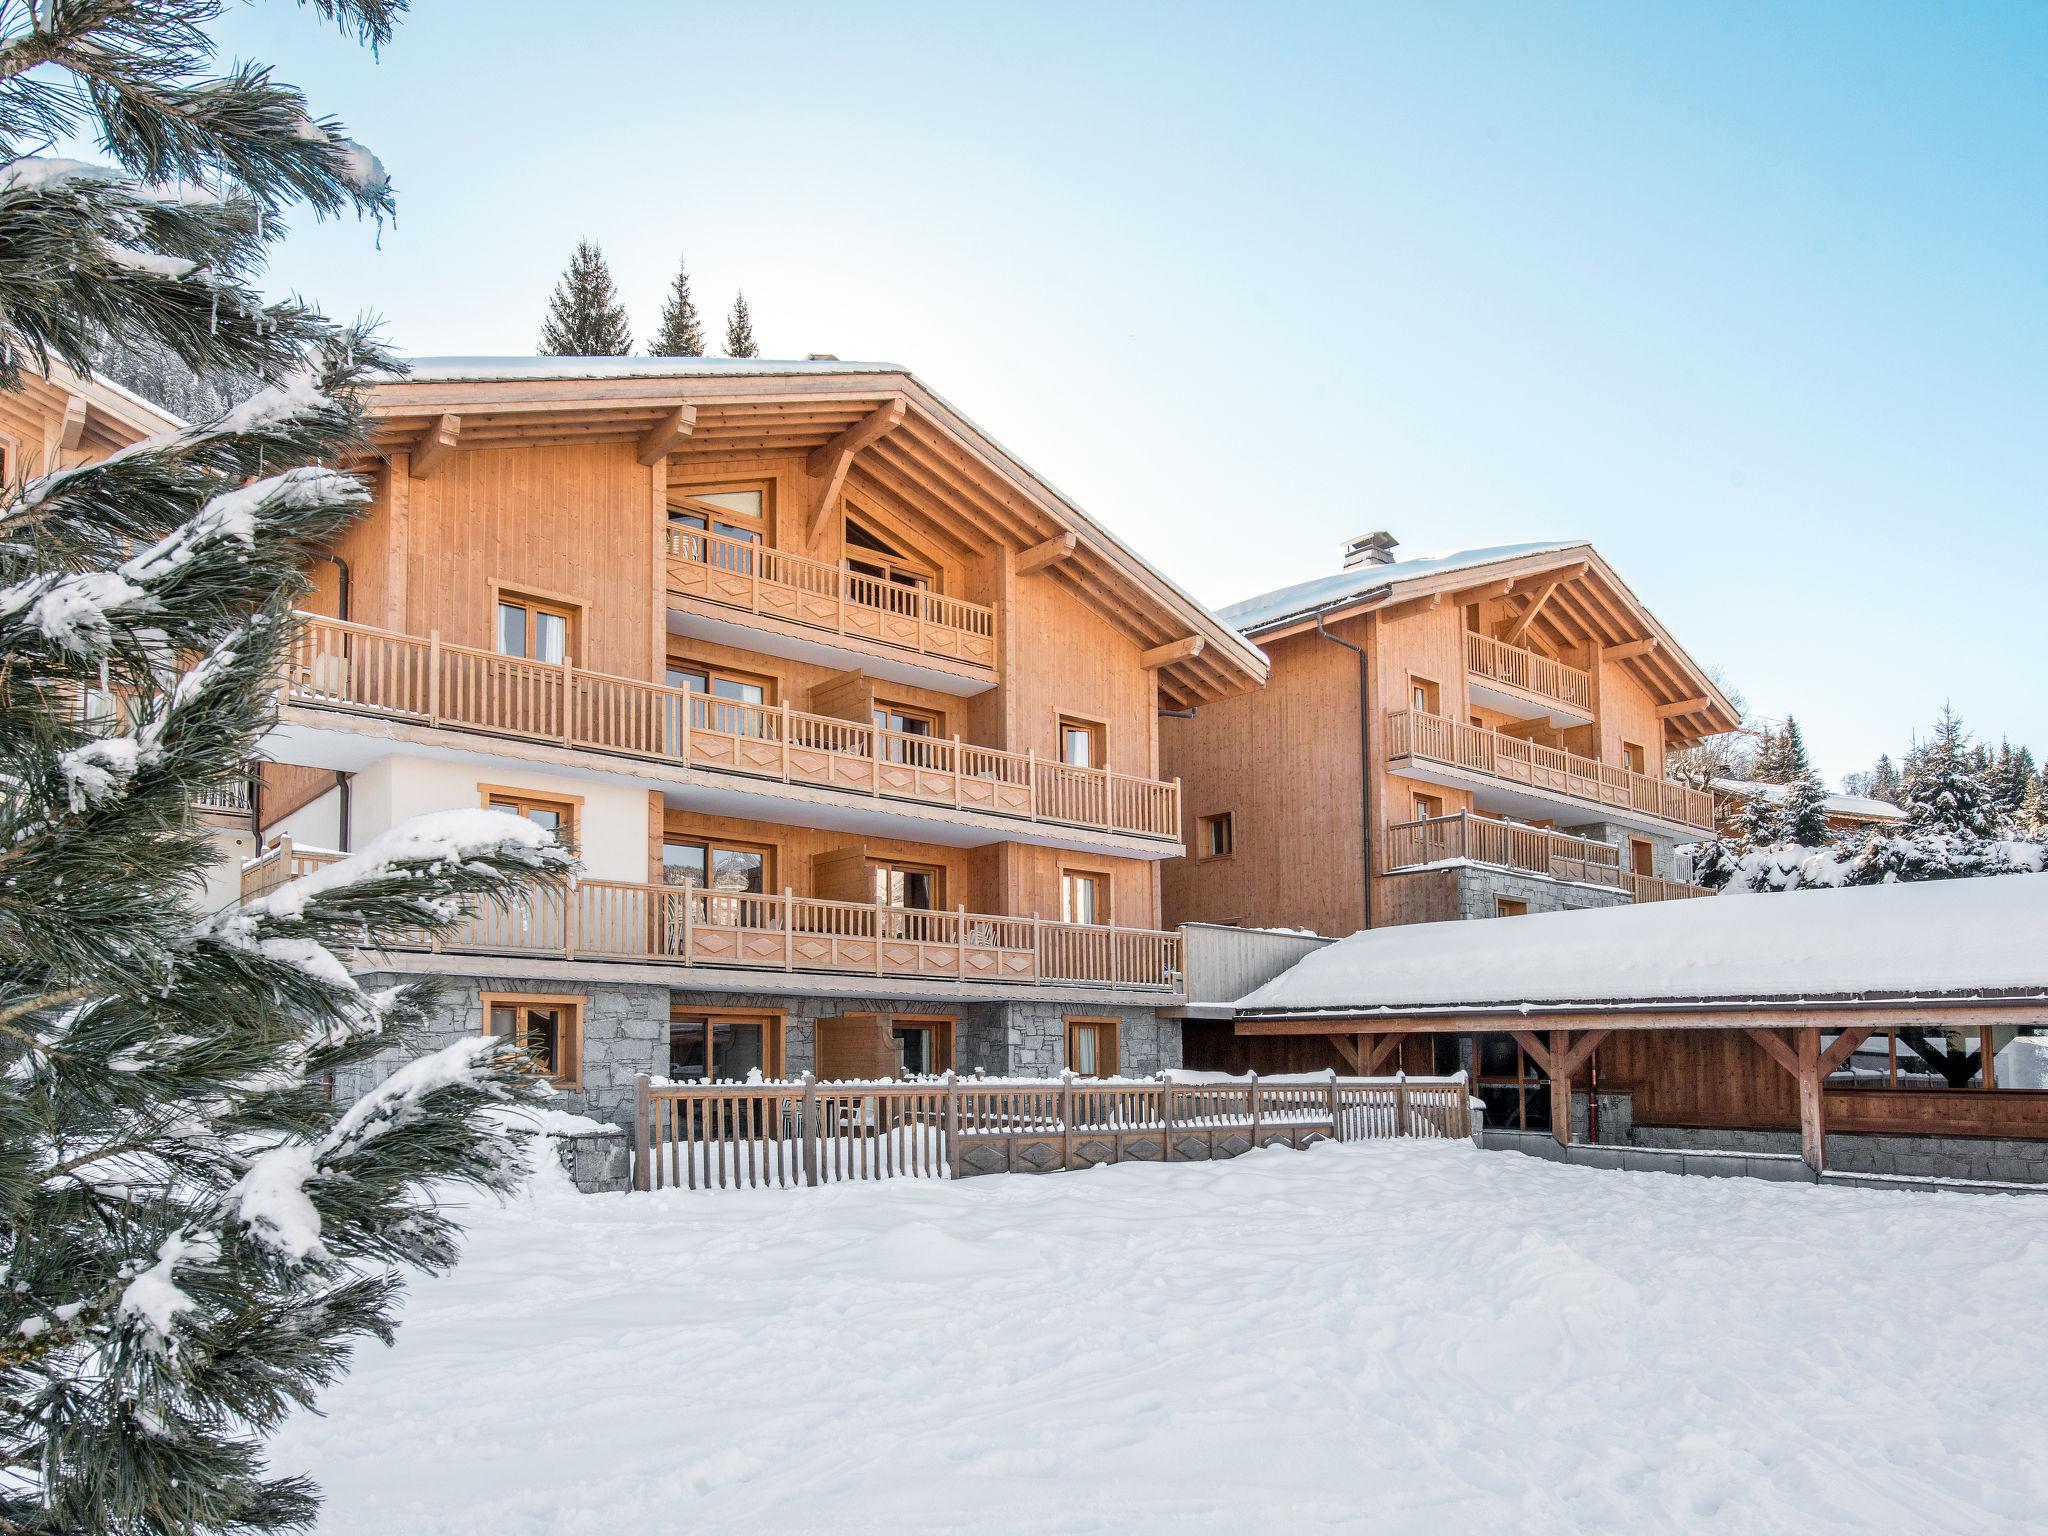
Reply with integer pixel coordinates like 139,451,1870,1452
1342,531,1399,570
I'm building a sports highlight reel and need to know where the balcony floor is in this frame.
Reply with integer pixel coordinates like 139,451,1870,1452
268,710,1180,860
666,599,997,697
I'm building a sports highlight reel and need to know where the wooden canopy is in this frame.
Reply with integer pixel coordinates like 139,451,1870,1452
360,363,1267,710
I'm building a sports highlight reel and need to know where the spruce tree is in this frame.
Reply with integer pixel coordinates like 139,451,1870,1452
1751,717,1812,784
725,291,758,358
538,241,632,355
0,6,576,1532
1780,773,1831,846
649,253,706,357
1901,705,1995,837
1868,753,1900,804
1984,740,2034,826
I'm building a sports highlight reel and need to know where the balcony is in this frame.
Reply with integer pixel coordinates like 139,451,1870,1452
665,526,997,694
1383,811,1710,902
242,841,1182,992
278,616,1179,844
1384,710,1715,834
1463,631,1593,726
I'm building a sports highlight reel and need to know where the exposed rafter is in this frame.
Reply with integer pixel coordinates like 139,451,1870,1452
1018,530,1078,574
1139,635,1205,670
409,413,461,478
1379,591,1442,624
805,399,906,541
1606,636,1660,661
59,393,88,451
1500,563,1587,645
1656,696,1712,719
635,403,696,465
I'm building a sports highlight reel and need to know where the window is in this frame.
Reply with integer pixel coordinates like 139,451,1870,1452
843,516,935,598
483,993,583,1086
669,660,773,736
1413,792,1445,821
891,1017,955,1076
662,836,772,897
1495,898,1529,918
1410,676,1441,715
1474,1031,1549,1132
873,860,944,911
668,1010,783,1082
1198,812,1234,860
670,488,768,574
1066,1019,1119,1078
1058,716,1104,769
1629,838,1657,876
495,592,576,665
1621,740,1647,775
482,787,579,851
874,702,940,765
1061,870,1109,926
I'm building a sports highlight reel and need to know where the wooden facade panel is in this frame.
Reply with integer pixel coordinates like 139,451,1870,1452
1003,563,1157,775
1598,1030,1799,1130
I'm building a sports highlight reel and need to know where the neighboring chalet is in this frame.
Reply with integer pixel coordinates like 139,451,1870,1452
1711,776,1904,837
247,358,1267,1128
1163,533,1739,940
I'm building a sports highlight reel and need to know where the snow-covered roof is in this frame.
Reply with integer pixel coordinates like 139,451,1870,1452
1713,777,1904,822
1217,541,1582,635
1234,875,2048,1014
397,356,908,382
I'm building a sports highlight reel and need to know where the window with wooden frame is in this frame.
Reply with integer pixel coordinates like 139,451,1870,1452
842,513,938,599
1474,1031,1549,1132
873,701,942,765
481,785,580,852
1413,791,1445,821
668,657,775,738
1629,838,1657,876
668,1008,784,1083
493,589,578,665
1065,1018,1119,1078
670,487,769,545
1495,897,1529,918
1409,676,1442,715
891,1016,955,1077
1057,715,1105,769
872,859,944,911
661,835,774,900
1061,869,1109,926
1621,739,1647,775
483,993,583,1087
1197,811,1234,860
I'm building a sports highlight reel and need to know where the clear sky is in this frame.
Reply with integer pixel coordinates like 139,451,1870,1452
215,1,2045,785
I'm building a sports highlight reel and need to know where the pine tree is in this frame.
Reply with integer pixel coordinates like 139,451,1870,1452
2018,774,2047,837
725,291,758,358
539,241,632,355
1900,705,1995,838
0,7,576,1532
1983,739,2034,826
1780,773,1831,846
649,253,706,357
1869,753,1900,804
1750,717,1812,784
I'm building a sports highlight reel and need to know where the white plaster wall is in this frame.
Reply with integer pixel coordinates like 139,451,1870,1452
195,826,256,916
348,753,648,882
269,785,344,850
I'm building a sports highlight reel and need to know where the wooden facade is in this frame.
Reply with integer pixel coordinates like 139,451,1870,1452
1162,541,1738,938
261,361,1266,1010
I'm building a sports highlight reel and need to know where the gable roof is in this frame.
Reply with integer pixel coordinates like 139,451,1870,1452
1233,875,2048,1017
362,358,1267,708
1217,538,1740,740
1713,777,1905,824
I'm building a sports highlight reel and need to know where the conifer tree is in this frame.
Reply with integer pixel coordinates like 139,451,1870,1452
539,241,632,355
649,253,706,356
1869,753,1900,804
1751,717,1812,785
1983,740,2036,826
0,6,575,1532
725,291,758,358
1901,705,1995,838
1780,773,1831,846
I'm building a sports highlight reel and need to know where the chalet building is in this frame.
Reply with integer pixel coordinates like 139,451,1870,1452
1163,534,1739,940
1,363,258,907
1710,776,1904,838
245,358,1267,1127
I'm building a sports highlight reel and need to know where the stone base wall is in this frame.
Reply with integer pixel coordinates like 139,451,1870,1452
1560,821,1688,882
1629,1123,2048,1184
1447,866,1629,920
1569,1090,1635,1144
551,1126,631,1194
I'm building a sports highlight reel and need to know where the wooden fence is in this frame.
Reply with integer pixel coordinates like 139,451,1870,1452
1464,630,1592,713
283,614,1177,839
633,1071,1475,1191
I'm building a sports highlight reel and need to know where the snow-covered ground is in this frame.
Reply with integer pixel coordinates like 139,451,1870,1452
275,1139,2048,1535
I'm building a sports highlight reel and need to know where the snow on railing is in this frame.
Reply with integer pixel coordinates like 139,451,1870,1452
633,1070,1473,1192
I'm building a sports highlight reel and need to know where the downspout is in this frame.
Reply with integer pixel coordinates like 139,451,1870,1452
316,550,351,622
1314,612,1373,931
335,770,353,853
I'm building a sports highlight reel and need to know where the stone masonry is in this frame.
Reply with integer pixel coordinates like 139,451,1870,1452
1447,865,1629,920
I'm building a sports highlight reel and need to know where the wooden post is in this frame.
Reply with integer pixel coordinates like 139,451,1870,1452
1798,1027,1825,1173
1059,1068,1076,1172
942,1069,959,1179
1248,1069,1261,1150
426,629,442,724
1161,1073,1175,1162
1026,745,1039,821
561,653,575,744
801,1071,820,1187
1327,1070,1342,1141
783,886,795,970
1550,1028,1572,1147
632,1074,651,1192
779,699,792,780
1394,1069,1411,1137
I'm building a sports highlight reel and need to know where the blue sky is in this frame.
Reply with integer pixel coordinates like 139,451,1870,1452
215,1,2045,783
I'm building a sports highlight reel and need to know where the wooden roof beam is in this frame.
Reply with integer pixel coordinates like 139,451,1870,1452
409,413,461,478
1605,636,1660,662
1449,576,1517,604
1656,695,1712,720
635,403,697,465
805,399,907,542
1140,635,1205,670
1379,591,1441,624
1500,563,1587,645
1018,529,1078,574
59,393,88,451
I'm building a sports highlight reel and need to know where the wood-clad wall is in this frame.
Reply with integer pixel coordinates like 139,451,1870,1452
1180,1022,1439,1076
1002,559,1158,773
1597,1031,1799,1130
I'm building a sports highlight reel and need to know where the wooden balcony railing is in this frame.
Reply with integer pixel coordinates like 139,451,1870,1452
1383,812,1712,902
1384,710,1714,830
1464,631,1592,713
282,616,1178,840
664,525,997,672
240,840,1182,991
192,779,252,816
